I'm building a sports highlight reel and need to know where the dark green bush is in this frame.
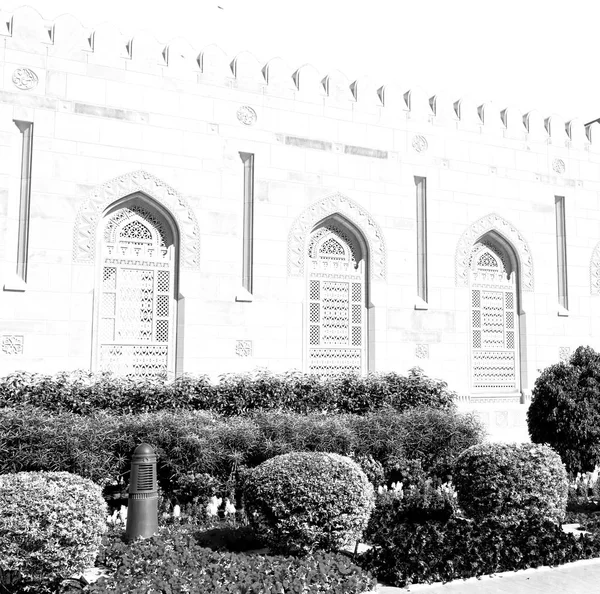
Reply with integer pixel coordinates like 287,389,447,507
88,527,376,594
353,454,386,487
528,346,600,474
243,452,375,555
252,411,357,458
365,474,457,539
360,514,600,587
0,367,456,416
453,442,568,522
350,406,485,482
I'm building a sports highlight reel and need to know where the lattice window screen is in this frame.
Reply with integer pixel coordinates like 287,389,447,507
98,206,174,378
470,245,518,391
307,228,365,377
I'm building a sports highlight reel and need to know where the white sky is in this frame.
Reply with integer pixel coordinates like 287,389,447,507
4,0,600,123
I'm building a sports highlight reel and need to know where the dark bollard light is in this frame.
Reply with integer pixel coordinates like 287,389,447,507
125,443,158,541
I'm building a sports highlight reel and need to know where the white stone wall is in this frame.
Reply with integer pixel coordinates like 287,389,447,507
1,7,600,438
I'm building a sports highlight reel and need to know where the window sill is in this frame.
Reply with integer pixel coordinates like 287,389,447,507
3,275,27,292
414,296,429,310
235,287,253,302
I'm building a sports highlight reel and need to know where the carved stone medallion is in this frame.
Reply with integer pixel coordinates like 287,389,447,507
552,158,565,174
12,68,38,90
412,135,428,153
236,106,257,126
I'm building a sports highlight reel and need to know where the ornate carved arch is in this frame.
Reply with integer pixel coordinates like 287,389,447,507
287,192,386,280
455,213,533,290
73,170,201,269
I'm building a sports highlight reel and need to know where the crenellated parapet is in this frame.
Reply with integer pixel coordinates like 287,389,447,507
1,5,598,147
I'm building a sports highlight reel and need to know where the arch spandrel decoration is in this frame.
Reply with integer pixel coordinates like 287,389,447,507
73,170,201,269
288,192,386,281
590,242,600,295
455,213,533,291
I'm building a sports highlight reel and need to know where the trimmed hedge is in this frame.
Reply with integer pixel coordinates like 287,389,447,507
453,442,568,522
0,406,485,505
89,527,376,594
0,367,456,416
243,452,375,555
0,471,107,593
528,345,600,474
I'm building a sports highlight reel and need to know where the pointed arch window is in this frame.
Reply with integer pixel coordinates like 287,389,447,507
95,201,177,378
306,220,367,377
469,238,520,393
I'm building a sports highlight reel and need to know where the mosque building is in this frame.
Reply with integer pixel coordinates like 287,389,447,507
2,6,600,439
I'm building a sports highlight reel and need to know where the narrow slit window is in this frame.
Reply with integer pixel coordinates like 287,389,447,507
240,152,255,294
415,176,428,302
555,195,568,310
14,120,33,283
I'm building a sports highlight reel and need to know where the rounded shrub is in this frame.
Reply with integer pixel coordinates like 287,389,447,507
453,442,568,522
0,471,108,591
243,451,375,555
528,346,600,474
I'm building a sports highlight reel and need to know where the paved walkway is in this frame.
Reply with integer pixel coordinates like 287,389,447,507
374,557,600,593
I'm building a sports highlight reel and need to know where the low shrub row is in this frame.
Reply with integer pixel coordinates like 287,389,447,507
0,405,485,504
0,367,456,416
359,442,579,587
360,515,600,587
0,467,376,594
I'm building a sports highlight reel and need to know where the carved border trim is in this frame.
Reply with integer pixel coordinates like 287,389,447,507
455,213,534,291
287,192,386,280
72,170,201,269
590,242,600,295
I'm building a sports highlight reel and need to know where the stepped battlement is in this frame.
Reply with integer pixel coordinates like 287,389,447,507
1,5,599,148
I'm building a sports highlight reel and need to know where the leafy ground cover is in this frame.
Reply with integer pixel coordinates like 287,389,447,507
75,519,376,594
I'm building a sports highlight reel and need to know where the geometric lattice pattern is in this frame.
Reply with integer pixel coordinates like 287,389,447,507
98,205,174,378
308,226,365,377
235,340,253,357
99,345,168,378
559,346,571,363
470,244,518,391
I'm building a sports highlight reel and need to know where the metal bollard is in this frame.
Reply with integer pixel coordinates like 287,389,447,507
125,443,158,541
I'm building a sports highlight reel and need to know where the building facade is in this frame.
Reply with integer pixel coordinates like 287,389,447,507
2,7,600,439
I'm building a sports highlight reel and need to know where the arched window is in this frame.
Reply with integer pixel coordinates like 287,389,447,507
94,199,178,378
306,219,367,376
469,236,520,393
